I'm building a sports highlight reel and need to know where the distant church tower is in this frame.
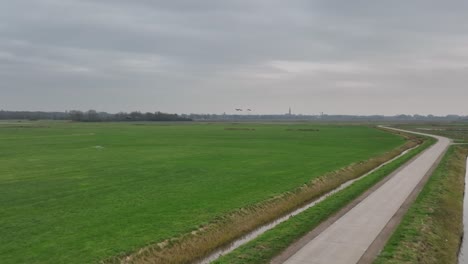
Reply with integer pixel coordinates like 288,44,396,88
288,107,292,115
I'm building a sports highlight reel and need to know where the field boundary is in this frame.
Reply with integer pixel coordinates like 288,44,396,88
109,127,422,264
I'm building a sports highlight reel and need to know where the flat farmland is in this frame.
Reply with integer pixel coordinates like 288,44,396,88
0,122,405,263
395,123,468,142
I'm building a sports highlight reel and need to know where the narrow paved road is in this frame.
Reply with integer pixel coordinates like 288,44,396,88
282,128,451,264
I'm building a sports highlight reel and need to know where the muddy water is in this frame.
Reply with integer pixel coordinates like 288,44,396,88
195,147,417,264
458,157,468,264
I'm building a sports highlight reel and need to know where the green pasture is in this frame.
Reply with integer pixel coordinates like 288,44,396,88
0,121,404,263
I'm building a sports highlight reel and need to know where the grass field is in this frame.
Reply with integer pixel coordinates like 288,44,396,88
0,121,405,263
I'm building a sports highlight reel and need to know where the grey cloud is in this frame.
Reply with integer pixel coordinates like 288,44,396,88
0,0,467,115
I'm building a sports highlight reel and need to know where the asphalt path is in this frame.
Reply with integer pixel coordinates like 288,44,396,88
281,127,451,264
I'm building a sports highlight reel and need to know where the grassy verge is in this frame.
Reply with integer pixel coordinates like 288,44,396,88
212,137,435,264
374,145,468,264
113,129,420,264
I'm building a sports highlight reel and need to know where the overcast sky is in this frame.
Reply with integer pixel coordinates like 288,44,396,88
1,0,468,115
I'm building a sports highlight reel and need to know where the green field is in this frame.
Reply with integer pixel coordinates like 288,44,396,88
0,121,405,263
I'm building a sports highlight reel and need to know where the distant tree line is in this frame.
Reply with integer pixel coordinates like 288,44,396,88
68,110,191,122
0,111,69,120
0,110,192,122
182,113,468,122
1,110,467,122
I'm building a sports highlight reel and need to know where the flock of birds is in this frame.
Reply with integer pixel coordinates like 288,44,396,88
235,109,252,112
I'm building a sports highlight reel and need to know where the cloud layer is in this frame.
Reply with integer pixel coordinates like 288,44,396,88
1,0,468,115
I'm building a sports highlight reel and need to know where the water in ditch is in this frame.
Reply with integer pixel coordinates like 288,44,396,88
458,157,468,264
